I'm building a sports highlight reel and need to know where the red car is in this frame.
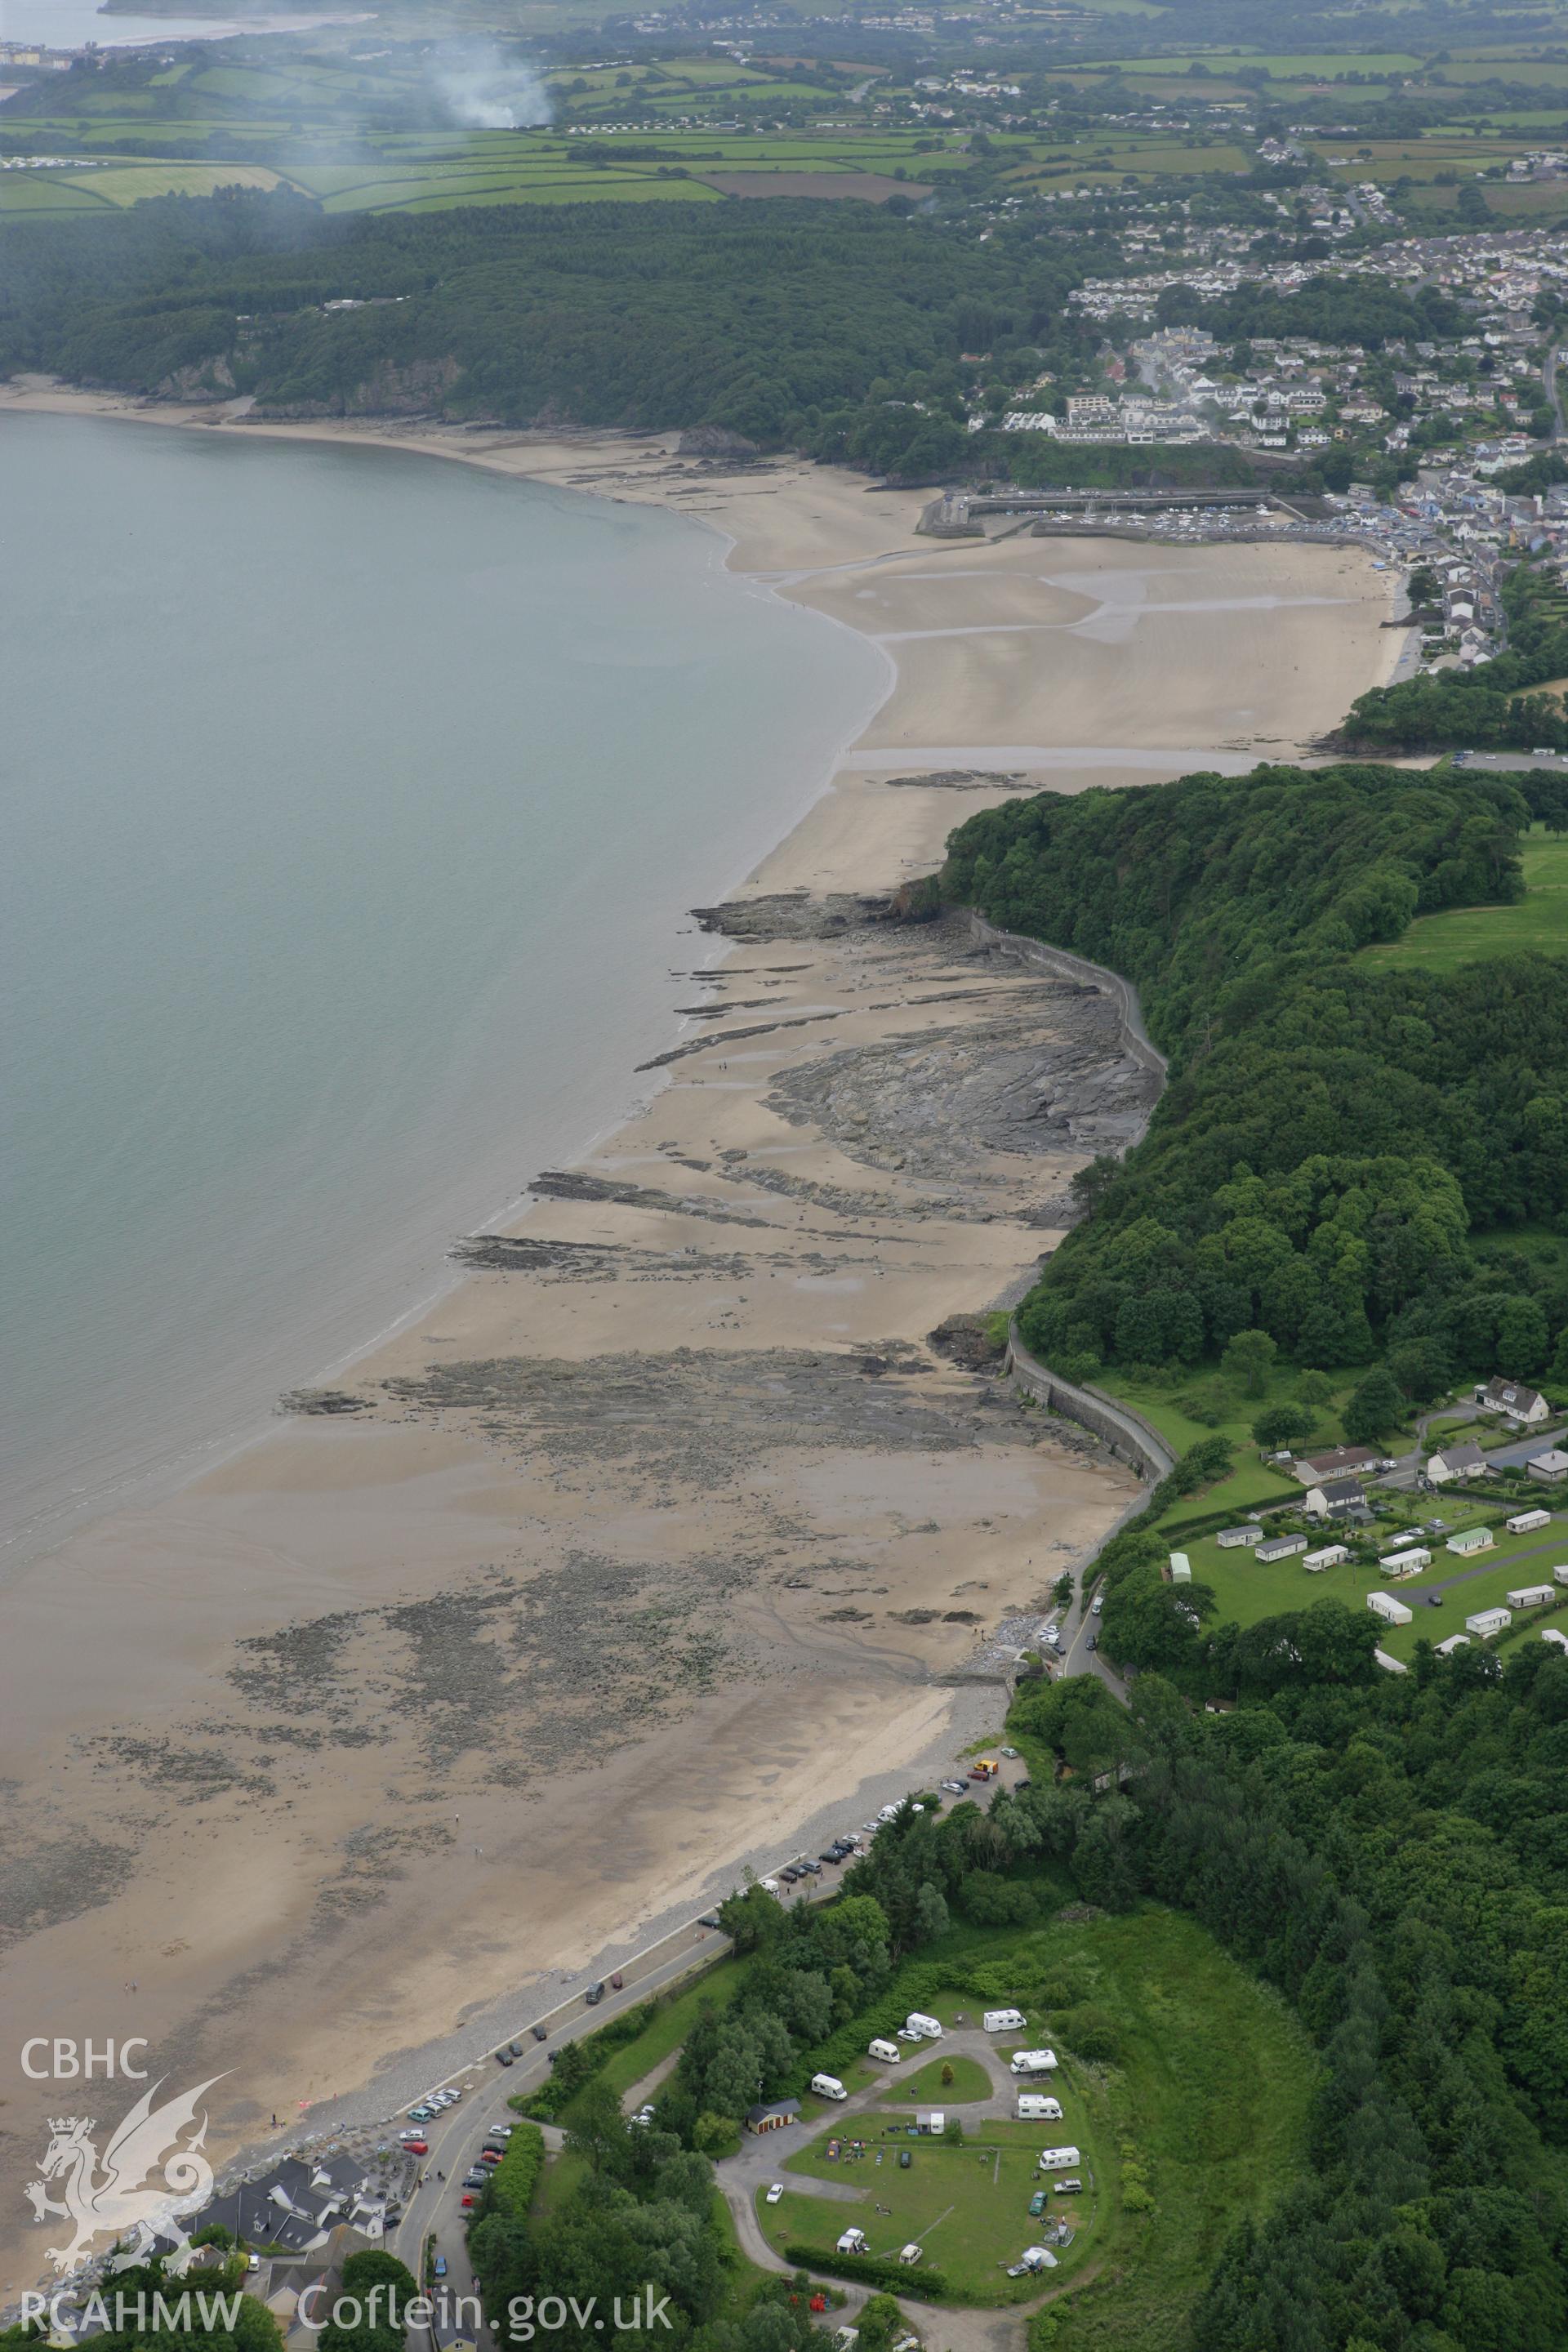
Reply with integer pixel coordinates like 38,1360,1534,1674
403,2141,429,2156
461,2194,479,2208
478,2150,504,2166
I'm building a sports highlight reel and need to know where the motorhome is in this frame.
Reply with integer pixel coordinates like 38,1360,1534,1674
1010,2048,1058,2075
1017,2094,1064,2123
983,2009,1025,2034
811,2074,848,2101
1037,2146,1082,2172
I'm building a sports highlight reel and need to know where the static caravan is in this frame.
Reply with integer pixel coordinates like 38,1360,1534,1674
1447,1527,1494,1557
1507,1508,1552,1535
1434,1633,1472,1657
984,2008,1026,2034
1169,1552,1192,1582
1303,1544,1349,1571
1256,1534,1307,1564
1367,1592,1413,1626
1554,1566,1568,1588
1380,1546,1432,1577
1216,1526,1263,1549
1465,1606,1512,1639
916,2111,945,2136
1508,1585,1556,1610
1016,2094,1064,2123
1541,1627,1568,1652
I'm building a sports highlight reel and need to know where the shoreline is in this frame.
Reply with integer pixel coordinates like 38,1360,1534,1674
0,380,1404,2293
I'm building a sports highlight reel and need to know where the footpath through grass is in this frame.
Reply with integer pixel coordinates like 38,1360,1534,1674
1361,826,1568,972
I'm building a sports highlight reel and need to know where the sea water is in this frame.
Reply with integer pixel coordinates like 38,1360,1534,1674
0,413,884,1558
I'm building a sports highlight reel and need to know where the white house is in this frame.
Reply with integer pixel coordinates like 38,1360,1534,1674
1367,1591,1413,1625
1428,1441,1486,1485
1465,1606,1512,1638
1527,1450,1568,1483
1477,1378,1549,1427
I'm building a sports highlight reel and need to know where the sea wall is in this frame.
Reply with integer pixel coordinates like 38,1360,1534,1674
962,912,1168,1085
1005,1327,1177,1487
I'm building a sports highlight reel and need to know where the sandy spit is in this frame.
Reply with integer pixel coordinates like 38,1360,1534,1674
0,381,1399,2294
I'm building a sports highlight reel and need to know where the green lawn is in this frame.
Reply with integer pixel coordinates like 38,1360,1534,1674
887,2054,995,2103
1361,830,1568,971
760,1908,1314,2345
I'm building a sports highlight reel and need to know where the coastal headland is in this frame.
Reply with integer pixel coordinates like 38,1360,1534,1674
0,382,1402,2292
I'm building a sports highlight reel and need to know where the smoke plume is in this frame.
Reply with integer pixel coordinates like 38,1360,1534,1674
430,43,553,131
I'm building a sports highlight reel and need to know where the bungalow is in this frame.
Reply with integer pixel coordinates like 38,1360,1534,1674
1216,1525,1264,1549
1294,1446,1383,1484
1256,1534,1307,1564
1447,1526,1494,1557
1528,1449,1568,1483
1428,1441,1486,1485
1476,1377,1550,1428
1303,1544,1349,1570
1303,1477,1371,1522
1465,1606,1512,1639
746,2099,800,2135
1367,1591,1413,1625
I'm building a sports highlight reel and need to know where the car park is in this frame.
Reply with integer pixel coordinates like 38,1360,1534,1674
766,2184,784,2204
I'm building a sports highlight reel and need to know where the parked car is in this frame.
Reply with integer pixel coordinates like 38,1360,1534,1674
1086,1635,1098,1652
1028,2189,1048,2217
585,1982,606,2005
898,2149,912,2168
800,1859,822,1876
403,2140,429,2157
780,1866,802,1883
766,2184,785,2204
1055,2179,1083,2196
479,2150,504,2167
610,1971,624,1990
491,2124,514,2136
698,1913,722,1929
433,2257,448,2282
507,2042,523,2057
408,2106,434,2122
1428,1592,1444,1607
461,2194,479,2209
1000,1746,1019,1759
531,2025,549,2042
939,1780,967,1796
821,1848,842,1864
494,2050,514,2067
399,2130,427,2144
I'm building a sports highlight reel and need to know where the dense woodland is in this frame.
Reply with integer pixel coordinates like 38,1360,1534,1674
0,191,1099,466
938,763,1568,1391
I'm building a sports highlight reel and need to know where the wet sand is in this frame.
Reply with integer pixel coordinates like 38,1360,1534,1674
0,384,1400,2296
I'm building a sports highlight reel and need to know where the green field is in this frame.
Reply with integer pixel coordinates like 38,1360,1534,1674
1361,826,1568,971
886,2053,994,2103
761,1909,1316,2347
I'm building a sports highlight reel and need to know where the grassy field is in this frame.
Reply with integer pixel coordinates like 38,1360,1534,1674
759,1908,1316,2347
886,2053,994,2103
1361,826,1568,971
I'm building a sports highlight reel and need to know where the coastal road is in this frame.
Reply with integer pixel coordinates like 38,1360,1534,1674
1544,343,1566,439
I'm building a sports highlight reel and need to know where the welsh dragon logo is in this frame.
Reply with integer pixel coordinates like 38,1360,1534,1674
26,2076,226,2274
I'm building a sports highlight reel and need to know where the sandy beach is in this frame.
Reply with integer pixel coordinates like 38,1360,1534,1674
0,381,1402,2294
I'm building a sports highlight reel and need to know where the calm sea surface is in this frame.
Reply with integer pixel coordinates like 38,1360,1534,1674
0,413,884,1558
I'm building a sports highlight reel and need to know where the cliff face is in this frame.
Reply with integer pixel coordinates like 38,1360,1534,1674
249,355,461,421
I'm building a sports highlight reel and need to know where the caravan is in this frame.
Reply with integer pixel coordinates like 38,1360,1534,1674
867,2038,902,2065
905,2013,942,2041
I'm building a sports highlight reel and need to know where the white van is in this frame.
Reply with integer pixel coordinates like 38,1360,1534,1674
1090,1595,1103,1615
905,2012,942,2040
983,2008,1025,2034
1016,2094,1063,2122
1010,2048,1058,2075
1037,2145,1081,2172
835,2230,866,2256
868,2038,902,2065
812,2073,848,2101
